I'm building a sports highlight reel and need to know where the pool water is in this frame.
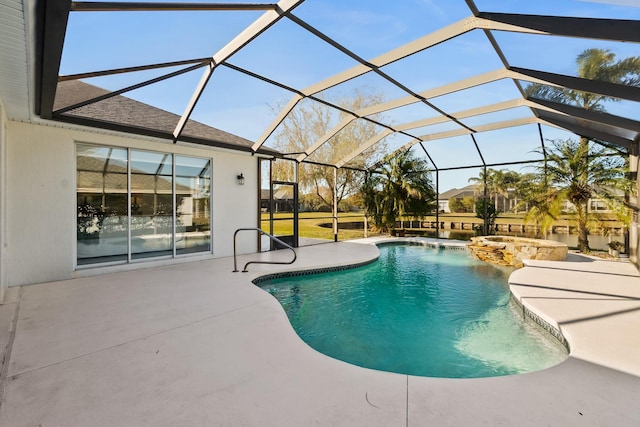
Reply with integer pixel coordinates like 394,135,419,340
258,244,568,378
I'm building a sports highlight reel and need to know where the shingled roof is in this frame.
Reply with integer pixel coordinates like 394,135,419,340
53,80,280,156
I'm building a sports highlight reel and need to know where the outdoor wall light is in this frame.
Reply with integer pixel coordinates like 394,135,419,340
237,173,245,185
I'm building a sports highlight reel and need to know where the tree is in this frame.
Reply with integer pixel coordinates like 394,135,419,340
449,196,476,213
475,198,498,235
362,151,436,232
496,170,521,212
529,139,634,252
524,48,640,251
517,173,564,239
271,88,388,210
469,168,522,213
526,48,640,110
469,168,501,212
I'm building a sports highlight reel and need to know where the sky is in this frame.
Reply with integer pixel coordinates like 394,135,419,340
59,0,640,192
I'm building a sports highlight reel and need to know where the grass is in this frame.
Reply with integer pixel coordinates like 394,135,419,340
260,211,625,243
261,211,376,241
261,211,622,246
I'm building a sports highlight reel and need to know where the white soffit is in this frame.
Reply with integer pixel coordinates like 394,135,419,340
0,0,31,120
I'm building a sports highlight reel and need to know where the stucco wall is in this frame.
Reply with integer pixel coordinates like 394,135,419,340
0,100,6,299
5,120,258,286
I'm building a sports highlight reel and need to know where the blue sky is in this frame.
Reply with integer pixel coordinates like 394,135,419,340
60,0,640,191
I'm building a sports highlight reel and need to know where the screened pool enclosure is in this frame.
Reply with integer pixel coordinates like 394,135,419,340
33,0,640,260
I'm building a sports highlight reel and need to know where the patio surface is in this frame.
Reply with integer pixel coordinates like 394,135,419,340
0,238,639,426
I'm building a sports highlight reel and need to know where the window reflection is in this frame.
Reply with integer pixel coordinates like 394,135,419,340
176,156,211,255
131,151,174,259
76,145,129,264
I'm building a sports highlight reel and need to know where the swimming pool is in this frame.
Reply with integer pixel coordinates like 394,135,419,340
256,243,568,378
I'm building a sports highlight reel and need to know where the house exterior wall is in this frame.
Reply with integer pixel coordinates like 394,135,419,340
0,99,6,300
4,120,258,287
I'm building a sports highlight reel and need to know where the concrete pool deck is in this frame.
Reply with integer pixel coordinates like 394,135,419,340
0,237,639,426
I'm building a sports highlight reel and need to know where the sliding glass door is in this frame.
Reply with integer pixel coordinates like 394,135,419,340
76,144,212,266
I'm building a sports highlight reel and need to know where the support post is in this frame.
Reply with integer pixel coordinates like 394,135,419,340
333,167,338,242
435,170,440,239
629,138,639,266
483,166,489,235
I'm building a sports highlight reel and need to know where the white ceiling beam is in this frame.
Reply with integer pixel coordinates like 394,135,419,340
295,114,359,162
337,99,528,167
336,129,394,168
300,16,547,98
173,0,305,142
375,117,541,166
395,98,527,132
252,94,303,152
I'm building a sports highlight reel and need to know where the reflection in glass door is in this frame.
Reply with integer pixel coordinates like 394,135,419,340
77,145,129,265
130,150,174,260
176,155,211,255
76,143,213,266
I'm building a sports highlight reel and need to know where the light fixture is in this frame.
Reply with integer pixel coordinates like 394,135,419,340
237,173,245,185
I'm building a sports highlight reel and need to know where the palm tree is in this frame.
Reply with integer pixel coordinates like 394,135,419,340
525,48,640,252
362,151,435,233
468,168,499,211
529,139,633,252
526,48,640,110
469,168,521,213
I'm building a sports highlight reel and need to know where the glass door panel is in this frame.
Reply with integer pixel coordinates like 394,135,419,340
176,155,211,255
77,144,129,265
130,150,173,260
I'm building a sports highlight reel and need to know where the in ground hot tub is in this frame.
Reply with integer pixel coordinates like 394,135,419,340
468,235,568,268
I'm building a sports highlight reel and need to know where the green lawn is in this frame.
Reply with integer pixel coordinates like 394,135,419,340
261,211,376,241
260,211,625,242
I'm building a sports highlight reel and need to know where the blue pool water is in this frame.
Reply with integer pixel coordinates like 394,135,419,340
257,244,568,378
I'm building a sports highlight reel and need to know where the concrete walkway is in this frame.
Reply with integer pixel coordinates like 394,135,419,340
0,239,639,426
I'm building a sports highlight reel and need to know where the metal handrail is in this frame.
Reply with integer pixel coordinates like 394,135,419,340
233,227,297,272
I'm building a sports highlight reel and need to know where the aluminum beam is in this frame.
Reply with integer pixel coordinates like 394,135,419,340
172,0,304,142
71,2,279,12
298,15,547,98
261,10,621,159
296,115,358,162
411,117,538,148
38,0,72,118
396,99,526,132
356,69,520,117
371,117,541,170
252,94,303,152
513,67,640,103
528,97,640,134
353,65,635,123
54,62,207,115
335,129,394,168
533,109,634,150
59,58,211,82
478,12,640,43
337,99,528,168
286,12,475,161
